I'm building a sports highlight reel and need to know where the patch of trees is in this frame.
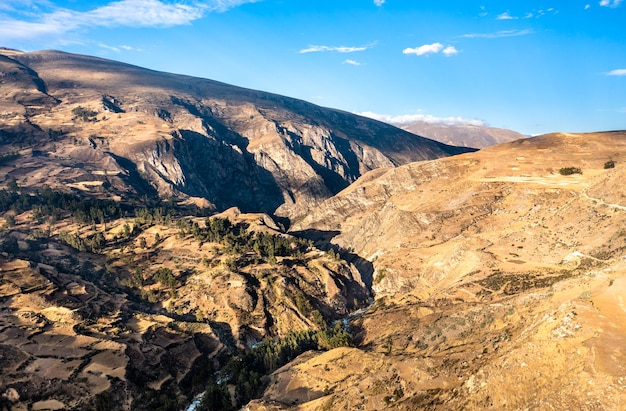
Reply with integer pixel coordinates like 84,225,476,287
154,267,177,289
177,216,312,265
0,186,195,229
559,167,582,175
59,230,105,253
71,106,98,122
0,187,126,225
135,206,174,226
199,323,353,410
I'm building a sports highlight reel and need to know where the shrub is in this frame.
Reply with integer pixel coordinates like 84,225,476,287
559,167,582,175
154,267,176,289
604,160,616,169
71,106,98,122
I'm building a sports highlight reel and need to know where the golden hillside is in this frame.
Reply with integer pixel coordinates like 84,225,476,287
246,131,626,410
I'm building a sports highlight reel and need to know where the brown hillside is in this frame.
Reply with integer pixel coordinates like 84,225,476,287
246,131,626,410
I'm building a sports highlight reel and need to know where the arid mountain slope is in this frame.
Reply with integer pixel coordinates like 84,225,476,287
0,49,470,220
398,121,527,148
246,131,626,410
0,202,368,410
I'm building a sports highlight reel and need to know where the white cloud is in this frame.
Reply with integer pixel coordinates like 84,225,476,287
357,111,487,127
343,59,361,66
496,11,517,20
585,4,591,9
374,0,385,6
403,43,460,57
0,0,256,41
600,0,623,6
442,46,458,56
299,44,371,54
403,42,443,56
607,69,626,76
461,29,534,39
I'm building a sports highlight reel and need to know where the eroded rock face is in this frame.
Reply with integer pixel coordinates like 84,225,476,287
0,49,471,220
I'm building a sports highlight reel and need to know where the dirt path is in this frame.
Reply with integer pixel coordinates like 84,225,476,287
581,188,626,211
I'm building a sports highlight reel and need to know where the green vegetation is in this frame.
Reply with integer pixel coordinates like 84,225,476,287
604,160,616,169
72,106,98,121
176,216,312,265
374,268,387,284
200,322,353,410
0,187,126,225
559,167,582,175
154,267,177,289
59,230,105,252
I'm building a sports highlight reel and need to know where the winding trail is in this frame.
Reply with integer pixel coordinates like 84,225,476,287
581,188,626,211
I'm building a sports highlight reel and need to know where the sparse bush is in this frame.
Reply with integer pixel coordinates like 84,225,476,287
374,268,387,284
559,167,582,175
604,160,616,169
71,106,98,121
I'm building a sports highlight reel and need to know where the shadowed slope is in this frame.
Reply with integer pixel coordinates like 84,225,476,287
0,49,472,219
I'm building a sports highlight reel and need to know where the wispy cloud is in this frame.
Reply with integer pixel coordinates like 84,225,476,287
299,44,372,54
99,43,142,53
0,0,50,12
0,0,257,41
343,59,361,66
600,0,623,7
607,69,626,76
488,7,557,20
461,29,534,39
585,4,591,9
374,0,385,6
496,11,517,20
357,111,487,127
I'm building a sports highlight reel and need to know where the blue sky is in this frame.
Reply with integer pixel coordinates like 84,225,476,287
1,0,625,135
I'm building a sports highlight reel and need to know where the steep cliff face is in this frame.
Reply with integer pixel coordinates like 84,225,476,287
0,49,472,220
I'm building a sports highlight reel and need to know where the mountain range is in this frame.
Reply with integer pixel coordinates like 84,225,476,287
1,48,625,411
396,121,528,149
0,48,470,222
